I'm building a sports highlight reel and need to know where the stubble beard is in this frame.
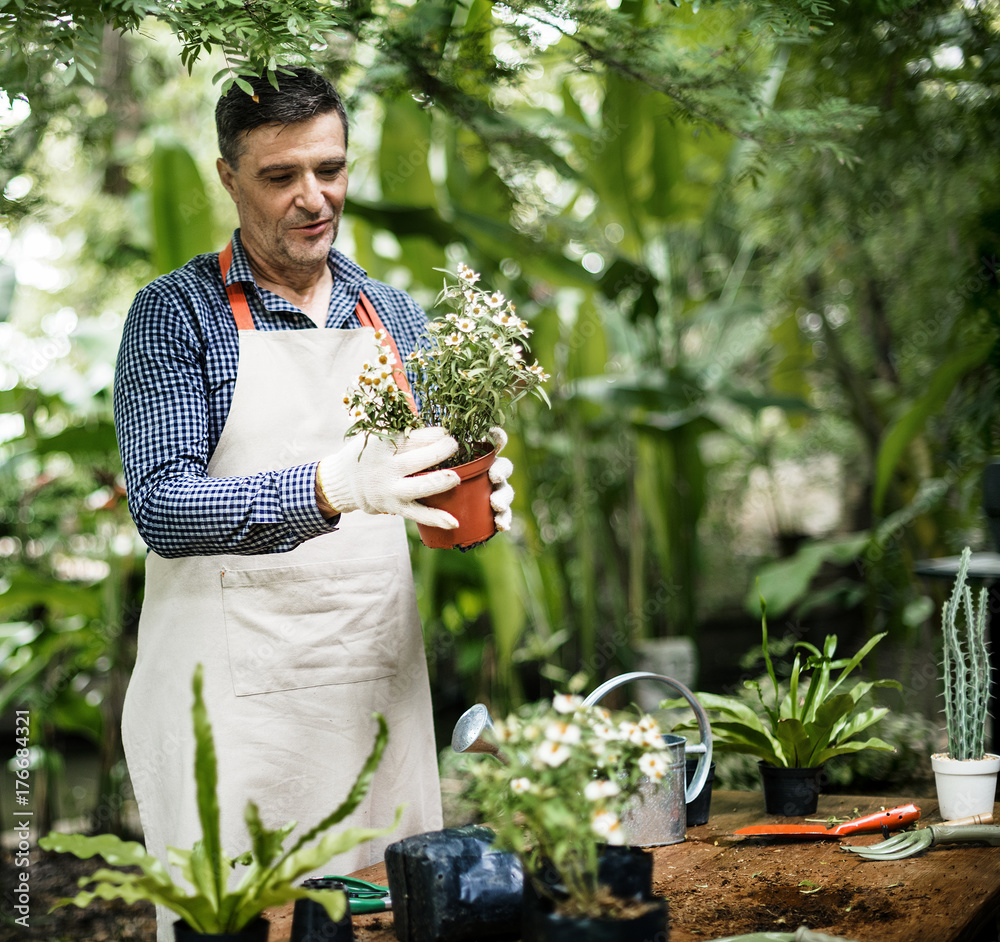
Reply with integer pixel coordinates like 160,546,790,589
277,216,340,271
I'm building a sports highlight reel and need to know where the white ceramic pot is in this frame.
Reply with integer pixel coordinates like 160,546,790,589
931,753,1000,820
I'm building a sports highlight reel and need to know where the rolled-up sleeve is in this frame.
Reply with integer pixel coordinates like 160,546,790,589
113,282,339,558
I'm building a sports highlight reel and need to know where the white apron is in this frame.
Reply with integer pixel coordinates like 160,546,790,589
121,256,441,940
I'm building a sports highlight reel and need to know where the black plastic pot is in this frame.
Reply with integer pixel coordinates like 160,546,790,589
684,758,716,827
173,917,269,942
758,762,826,816
523,846,666,942
290,878,354,942
522,896,668,942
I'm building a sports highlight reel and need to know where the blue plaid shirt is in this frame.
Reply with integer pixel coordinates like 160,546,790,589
113,230,428,558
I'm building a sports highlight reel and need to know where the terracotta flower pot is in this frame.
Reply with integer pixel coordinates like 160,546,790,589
416,446,497,549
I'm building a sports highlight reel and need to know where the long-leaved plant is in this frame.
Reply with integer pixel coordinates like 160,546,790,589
39,664,400,933
667,598,900,768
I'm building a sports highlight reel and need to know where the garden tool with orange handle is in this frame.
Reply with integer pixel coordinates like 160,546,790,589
732,803,921,840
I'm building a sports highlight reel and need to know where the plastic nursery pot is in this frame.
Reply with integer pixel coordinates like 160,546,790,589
522,850,667,942
532,845,654,902
523,846,662,942
415,446,496,550
758,762,825,816
522,897,669,942
931,753,1000,821
290,878,354,942
685,758,716,827
173,918,269,942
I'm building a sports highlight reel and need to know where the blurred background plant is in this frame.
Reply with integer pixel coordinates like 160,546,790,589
1,0,997,837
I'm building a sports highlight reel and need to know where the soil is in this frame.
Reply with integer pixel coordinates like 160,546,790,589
1,846,155,942
650,844,908,939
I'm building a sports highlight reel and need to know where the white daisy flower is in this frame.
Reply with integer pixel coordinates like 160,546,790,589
593,722,619,741
545,720,581,745
511,777,532,795
642,729,666,749
584,779,621,802
638,753,669,781
496,718,520,742
457,262,480,283
535,740,571,768
553,693,583,714
591,810,625,845
619,721,645,746
443,332,462,346
456,317,476,332
486,291,505,308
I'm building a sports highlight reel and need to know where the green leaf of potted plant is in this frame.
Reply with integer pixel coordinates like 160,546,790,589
665,597,900,815
39,664,401,940
464,694,669,941
932,546,999,819
344,263,550,549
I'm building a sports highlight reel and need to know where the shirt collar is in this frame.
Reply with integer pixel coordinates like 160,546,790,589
225,229,368,290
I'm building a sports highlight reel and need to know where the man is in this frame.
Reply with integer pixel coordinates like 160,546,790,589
113,66,513,940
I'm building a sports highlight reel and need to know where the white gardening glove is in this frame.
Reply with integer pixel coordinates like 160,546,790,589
317,427,461,529
487,427,515,532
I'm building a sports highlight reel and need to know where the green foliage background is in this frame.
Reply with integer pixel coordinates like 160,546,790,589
0,0,997,837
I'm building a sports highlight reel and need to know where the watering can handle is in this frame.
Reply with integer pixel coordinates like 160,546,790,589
582,671,713,806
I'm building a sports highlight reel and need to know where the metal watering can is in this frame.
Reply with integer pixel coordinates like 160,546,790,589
451,671,713,847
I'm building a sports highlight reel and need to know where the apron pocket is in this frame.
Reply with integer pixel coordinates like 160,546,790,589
220,555,400,696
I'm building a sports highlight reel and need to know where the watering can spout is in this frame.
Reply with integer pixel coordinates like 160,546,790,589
451,703,509,764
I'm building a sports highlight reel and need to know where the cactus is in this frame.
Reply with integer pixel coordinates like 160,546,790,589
941,547,993,761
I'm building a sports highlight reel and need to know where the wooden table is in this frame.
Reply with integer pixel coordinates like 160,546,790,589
265,791,1000,942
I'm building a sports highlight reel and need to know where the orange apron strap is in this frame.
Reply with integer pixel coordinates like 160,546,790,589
218,242,255,331
218,242,418,415
356,292,419,416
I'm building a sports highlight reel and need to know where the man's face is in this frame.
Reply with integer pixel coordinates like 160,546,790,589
217,111,348,276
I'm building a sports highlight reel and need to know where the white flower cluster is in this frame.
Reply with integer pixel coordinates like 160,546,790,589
344,262,550,460
488,692,672,846
419,263,550,382
343,330,414,435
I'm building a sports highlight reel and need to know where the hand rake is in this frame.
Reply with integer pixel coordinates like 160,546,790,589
843,813,996,860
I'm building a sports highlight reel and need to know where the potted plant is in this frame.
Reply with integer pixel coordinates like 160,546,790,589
344,262,550,548
932,546,999,820
39,665,400,940
666,598,899,815
464,693,669,942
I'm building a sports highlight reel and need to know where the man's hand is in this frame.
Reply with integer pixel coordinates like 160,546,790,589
488,427,515,532
316,427,461,529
